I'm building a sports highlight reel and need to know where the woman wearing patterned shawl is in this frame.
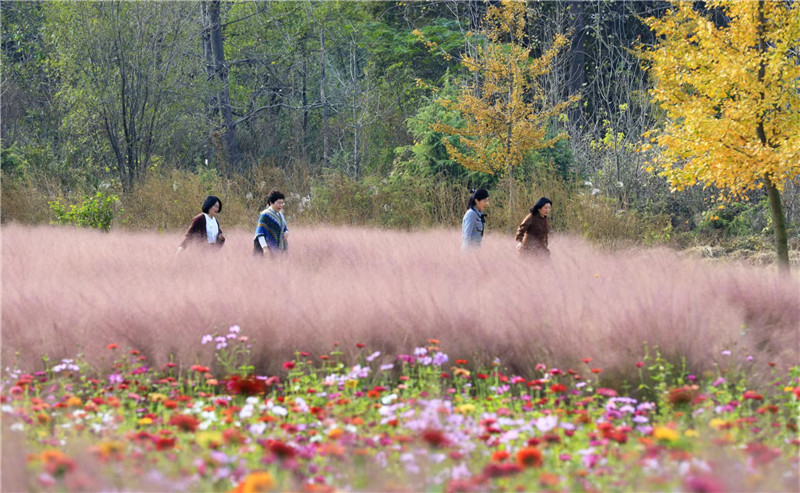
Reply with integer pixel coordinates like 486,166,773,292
253,190,289,256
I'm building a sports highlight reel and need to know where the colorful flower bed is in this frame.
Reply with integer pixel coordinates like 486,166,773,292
2,326,799,492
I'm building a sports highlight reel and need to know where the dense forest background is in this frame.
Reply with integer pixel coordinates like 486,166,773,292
2,0,798,254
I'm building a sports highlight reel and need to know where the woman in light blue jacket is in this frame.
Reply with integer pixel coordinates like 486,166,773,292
461,188,489,250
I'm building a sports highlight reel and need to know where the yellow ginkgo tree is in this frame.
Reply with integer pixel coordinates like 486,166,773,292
641,0,799,271
420,1,578,200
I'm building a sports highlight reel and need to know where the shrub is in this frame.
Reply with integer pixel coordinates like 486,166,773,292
49,191,120,232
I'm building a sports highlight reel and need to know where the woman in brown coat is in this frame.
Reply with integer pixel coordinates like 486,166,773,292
515,197,552,256
176,195,226,252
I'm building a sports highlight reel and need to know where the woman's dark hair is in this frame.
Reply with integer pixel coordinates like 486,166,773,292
267,190,285,205
467,188,489,210
530,197,552,215
202,195,222,214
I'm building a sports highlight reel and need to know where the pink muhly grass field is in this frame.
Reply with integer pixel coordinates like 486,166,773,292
2,223,798,384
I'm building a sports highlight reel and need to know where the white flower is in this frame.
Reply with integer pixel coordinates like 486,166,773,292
249,422,267,435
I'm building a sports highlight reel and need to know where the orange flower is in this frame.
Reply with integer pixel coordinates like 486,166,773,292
232,471,275,493
516,446,543,467
491,450,510,462
428,338,440,344
327,428,345,440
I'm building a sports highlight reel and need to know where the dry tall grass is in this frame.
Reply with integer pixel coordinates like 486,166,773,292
2,223,797,390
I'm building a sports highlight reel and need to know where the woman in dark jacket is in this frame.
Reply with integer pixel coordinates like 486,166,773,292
515,197,552,256
176,195,226,252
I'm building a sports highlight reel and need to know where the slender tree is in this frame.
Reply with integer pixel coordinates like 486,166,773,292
641,0,799,271
47,1,197,191
420,1,579,205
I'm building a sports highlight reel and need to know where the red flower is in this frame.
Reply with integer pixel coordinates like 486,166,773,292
597,388,618,397
668,386,698,405
225,375,265,395
636,361,644,368
190,365,210,373
356,343,366,348
516,446,543,468
582,358,592,364
549,384,567,394
154,436,176,450
482,462,521,478
421,429,449,448
107,343,119,350
590,368,602,374
169,414,200,432
477,373,489,380
282,361,295,370
743,390,763,401
456,359,468,365
266,440,296,459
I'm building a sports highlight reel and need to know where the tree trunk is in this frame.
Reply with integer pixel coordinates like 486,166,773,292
756,0,790,272
764,174,790,272
567,0,585,122
320,28,329,169
207,0,240,174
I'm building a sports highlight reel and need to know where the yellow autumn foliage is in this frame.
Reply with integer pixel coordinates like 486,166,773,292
428,0,579,176
641,1,800,197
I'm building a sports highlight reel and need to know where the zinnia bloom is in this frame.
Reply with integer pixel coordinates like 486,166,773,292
232,471,275,493
266,440,296,459
516,446,543,468
169,414,200,432
421,429,449,448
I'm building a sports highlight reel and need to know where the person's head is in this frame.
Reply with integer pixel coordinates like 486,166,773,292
267,190,285,212
531,197,552,217
202,195,222,217
468,188,489,212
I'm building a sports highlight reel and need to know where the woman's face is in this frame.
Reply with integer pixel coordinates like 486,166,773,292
475,197,489,212
208,201,220,218
270,199,285,213
539,203,551,217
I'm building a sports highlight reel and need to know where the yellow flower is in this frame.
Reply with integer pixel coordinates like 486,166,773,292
653,426,678,442
345,380,358,389
784,386,794,393
150,393,168,403
684,429,699,438
455,404,476,414
196,431,223,449
138,417,153,426
97,441,126,458
709,418,726,430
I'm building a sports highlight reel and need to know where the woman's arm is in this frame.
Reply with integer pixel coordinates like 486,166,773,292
515,214,533,243
177,214,205,251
